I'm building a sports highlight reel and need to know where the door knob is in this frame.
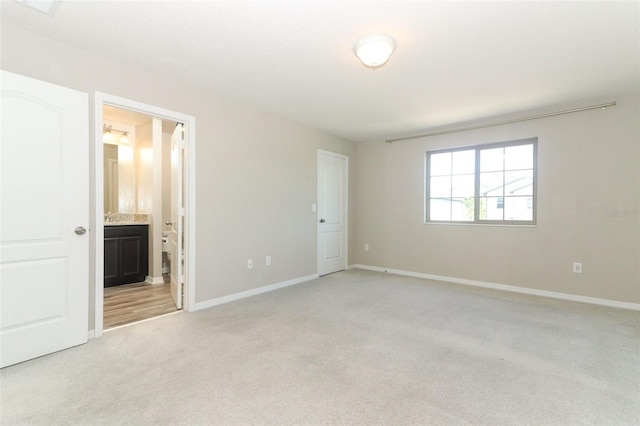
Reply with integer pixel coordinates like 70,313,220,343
319,219,325,223
74,226,87,235
165,222,173,226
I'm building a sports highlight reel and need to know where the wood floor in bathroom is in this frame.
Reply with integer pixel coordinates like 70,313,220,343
104,279,178,329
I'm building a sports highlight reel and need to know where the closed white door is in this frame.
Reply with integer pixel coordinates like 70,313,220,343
170,123,184,309
0,71,89,368
317,151,348,276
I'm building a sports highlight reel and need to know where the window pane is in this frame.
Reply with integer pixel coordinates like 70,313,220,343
451,174,474,197
429,152,451,176
426,139,535,224
505,170,533,196
451,198,474,221
505,144,533,170
430,176,451,197
480,171,503,197
480,197,504,220
504,196,533,220
452,150,475,174
430,198,451,220
480,147,503,172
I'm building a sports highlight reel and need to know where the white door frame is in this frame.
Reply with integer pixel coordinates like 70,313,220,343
317,149,349,275
93,93,197,338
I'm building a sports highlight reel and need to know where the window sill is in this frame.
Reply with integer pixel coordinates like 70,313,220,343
424,221,537,228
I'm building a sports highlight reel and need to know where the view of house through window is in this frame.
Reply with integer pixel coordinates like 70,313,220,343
426,138,537,224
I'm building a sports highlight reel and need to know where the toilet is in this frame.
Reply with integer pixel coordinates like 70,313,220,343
161,233,171,274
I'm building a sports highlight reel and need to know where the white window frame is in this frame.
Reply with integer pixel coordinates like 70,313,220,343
425,138,537,225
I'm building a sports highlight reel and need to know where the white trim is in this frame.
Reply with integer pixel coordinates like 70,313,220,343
145,276,166,285
93,92,197,339
317,149,349,275
353,264,640,311
192,274,319,312
93,96,105,338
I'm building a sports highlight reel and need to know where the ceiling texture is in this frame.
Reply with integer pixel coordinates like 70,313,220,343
2,0,639,142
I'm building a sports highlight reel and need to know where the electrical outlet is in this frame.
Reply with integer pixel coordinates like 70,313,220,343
364,243,369,252
573,262,582,274
247,259,253,270
266,256,271,266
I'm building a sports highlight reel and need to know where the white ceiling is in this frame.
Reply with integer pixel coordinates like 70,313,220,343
2,0,639,142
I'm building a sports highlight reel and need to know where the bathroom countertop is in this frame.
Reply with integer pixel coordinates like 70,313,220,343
104,213,150,226
104,221,149,226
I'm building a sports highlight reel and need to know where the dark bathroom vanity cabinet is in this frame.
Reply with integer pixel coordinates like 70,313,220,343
104,225,149,287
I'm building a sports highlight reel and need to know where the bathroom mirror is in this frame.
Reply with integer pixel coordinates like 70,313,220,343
104,107,164,215
103,141,136,214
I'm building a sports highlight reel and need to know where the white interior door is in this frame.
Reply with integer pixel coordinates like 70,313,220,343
317,151,348,276
0,70,89,368
170,123,184,309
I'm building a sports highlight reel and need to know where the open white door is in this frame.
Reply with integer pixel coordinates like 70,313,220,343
1,71,89,368
170,123,184,309
317,150,348,276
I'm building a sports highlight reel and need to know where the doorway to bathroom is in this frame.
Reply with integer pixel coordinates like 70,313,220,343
94,93,196,336
101,106,179,328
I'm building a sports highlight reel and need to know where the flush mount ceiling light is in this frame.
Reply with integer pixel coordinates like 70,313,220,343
354,34,396,69
12,0,60,16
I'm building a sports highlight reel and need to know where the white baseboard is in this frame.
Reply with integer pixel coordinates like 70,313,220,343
145,276,165,285
353,264,640,311
192,273,319,312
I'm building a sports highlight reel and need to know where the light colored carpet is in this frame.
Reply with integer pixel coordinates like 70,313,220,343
1,269,639,425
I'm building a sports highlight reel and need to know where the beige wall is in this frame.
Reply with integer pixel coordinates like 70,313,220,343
354,95,640,304
135,121,153,214
3,21,636,319
134,119,163,279
0,24,356,327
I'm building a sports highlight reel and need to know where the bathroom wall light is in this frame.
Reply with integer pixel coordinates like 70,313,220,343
103,124,130,144
102,124,114,143
354,34,396,69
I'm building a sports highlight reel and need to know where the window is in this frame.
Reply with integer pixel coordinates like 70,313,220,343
426,138,536,225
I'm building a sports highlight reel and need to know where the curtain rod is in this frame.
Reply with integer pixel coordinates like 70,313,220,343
385,101,617,143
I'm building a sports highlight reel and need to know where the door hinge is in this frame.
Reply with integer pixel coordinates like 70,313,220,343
179,207,185,217
177,123,185,144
